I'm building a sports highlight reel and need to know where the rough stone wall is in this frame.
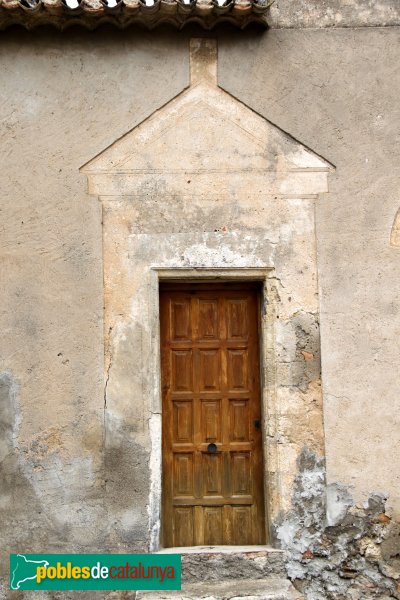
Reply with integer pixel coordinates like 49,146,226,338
276,448,400,600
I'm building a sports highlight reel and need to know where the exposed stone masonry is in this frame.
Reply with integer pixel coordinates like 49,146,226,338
276,449,400,600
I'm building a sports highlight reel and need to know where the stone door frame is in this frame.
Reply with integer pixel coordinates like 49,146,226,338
148,267,280,550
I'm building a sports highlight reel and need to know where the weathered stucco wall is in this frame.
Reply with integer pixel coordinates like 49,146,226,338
218,26,400,519
0,32,189,580
0,19,399,599
267,0,400,28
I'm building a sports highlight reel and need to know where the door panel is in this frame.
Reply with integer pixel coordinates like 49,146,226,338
161,283,265,547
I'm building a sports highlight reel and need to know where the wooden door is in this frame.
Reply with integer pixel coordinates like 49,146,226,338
160,283,265,547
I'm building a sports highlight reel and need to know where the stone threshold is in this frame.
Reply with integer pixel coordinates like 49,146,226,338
157,546,283,554
136,577,303,600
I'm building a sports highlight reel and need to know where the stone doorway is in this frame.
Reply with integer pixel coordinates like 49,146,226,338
81,38,331,551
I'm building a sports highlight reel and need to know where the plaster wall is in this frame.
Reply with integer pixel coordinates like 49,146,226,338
0,21,399,592
218,27,400,518
267,0,400,28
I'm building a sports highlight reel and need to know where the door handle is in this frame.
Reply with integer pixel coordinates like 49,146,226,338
207,443,217,453
254,419,261,429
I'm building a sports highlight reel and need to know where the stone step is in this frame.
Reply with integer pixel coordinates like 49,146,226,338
136,577,302,600
158,547,287,583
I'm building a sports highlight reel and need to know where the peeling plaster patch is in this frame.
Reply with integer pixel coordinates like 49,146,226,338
276,448,400,600
18,421,96,507
326,483,353,527
27,426,66,460
279,200,315,241
125,231,278,278
0,371,20,458
276,311,321,392
0,372,106,557
148,412,162,552
104,419,150,546
0,372,64,582
275,449,325,576
174,240,264,269
390,209,400,247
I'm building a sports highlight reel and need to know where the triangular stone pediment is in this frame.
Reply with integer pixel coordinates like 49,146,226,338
81,39,333,201
114,100,272,173
82,83,332,177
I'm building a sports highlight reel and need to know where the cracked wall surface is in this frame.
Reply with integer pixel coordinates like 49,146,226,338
0,21,399,600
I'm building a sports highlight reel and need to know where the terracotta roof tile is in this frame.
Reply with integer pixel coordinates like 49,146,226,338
0,0,270,29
